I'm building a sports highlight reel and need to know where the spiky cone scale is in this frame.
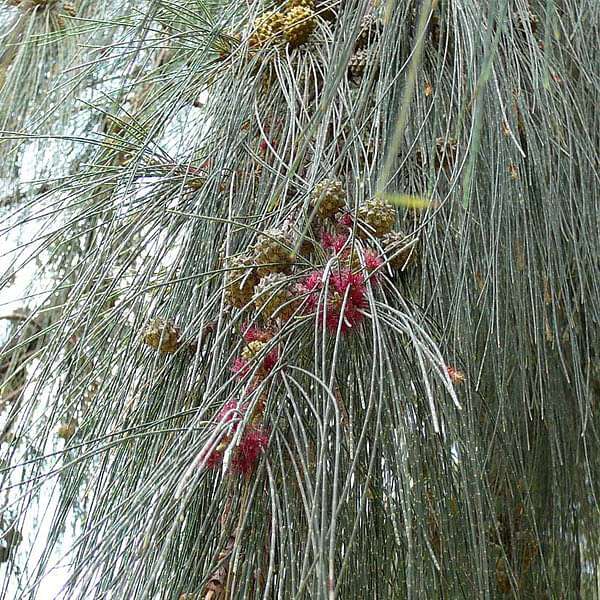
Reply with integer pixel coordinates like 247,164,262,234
382,230,419,270
253,228,295,276
249,23,273,50
283,6,316,47
356,198,396,238
253,272,294,320
285,0,314,8
62,1,76,16
241,340,266,362
143,318,181,353
355,14,382,50
224,255,258,309
310,179,346,219
249,10,285,49
348,48,372,80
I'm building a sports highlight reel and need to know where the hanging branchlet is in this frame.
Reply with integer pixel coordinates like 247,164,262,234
2,0,597,597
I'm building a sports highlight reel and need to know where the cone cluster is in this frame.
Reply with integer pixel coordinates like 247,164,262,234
248,2,316,49
356,197,396,238
224,255,258,309
143,318,181,353
348,13,382,80
381,230,419,270
224,228,296,319
253,272,294,320
310,179,346,218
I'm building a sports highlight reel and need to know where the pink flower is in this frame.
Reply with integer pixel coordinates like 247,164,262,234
217,399,243,423
230,425,270,475
338,212,353,228
299,271,323,311
303,270,323,292
364,249,383,273
204,449,223,469
302,268,367,335
232,347,279,382
330,269,366,305
322,231,348,253
232,357,250,378
204,403,269,475
242,325,271,343
326,273,366,334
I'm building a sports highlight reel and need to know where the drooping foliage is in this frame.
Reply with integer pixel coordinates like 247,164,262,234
0,0,598,598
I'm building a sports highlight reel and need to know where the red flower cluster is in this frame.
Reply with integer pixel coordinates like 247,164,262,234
232,327,279,381
242,325,271,343
216,399,243,429
338,212,353,228
229,426,270,474
321,232,383,280
363,248,383,273
204,400,270,476
321,231,349,253
300,268,368,334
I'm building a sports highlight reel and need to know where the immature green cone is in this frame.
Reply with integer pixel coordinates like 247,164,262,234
143,318,181,353
283,6,316,47
355,14,382,50
224,255,258,308
310,179,346,218
382,230,419,270
253,272,294,320
357,198,396,238
253,228,294,276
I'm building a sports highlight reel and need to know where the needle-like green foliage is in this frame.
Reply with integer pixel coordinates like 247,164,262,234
0,0,598,597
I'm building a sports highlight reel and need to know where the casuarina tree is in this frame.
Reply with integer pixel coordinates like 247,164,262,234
0,0,598,597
